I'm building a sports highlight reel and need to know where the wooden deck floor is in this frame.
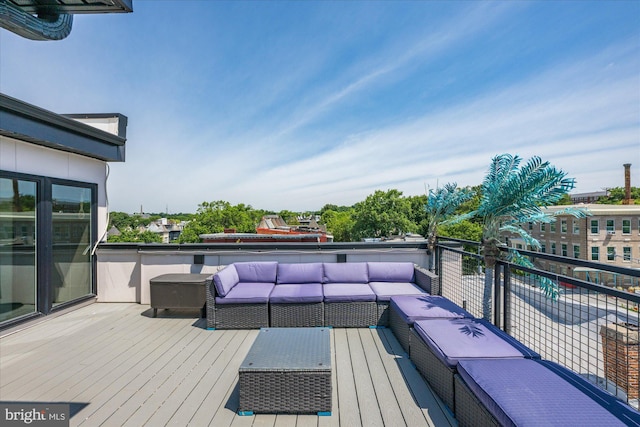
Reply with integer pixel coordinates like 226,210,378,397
0,303,456,427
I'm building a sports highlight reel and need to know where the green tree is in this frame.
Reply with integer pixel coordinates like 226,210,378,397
178,201,260,243
320,209,355,242
108,229,162,243
453,154,588,320
597,187,640,204
351,189,417,240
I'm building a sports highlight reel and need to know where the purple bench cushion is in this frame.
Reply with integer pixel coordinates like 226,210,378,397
323,283,376,302
457,359,633,427
234,261,278,283
414,318,539,368
368,282,426,301
215,282,274,304
323,262,369,284
213,264,239,297
269,283,324,303
367,262,415,282
390,295,472,323
276,263,323,284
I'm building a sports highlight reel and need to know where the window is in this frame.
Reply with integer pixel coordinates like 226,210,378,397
561,243,568,257
541,243,546,253
549,264,556,273
623,247,631,262
540,223,546,232
550,222,556,233
573,245,580,259
528,222,533,231
573,220,580,234
607,247,615,261
590,219,599,234
561,219,567,233
591,247,599,261
551,242,557,255
622,219,631,234
606,219,615,233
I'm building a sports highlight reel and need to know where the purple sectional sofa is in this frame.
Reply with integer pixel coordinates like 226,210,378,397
206,261,438,329
454,358,640,427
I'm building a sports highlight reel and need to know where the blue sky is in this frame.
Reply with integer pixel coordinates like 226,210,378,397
1,1,639,213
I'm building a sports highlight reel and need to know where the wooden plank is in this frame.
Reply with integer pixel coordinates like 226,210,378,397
377,329,456,427
333,328,360,427
273,414,298,427
358,329,405,425
317,328,338,427
345,328,384,427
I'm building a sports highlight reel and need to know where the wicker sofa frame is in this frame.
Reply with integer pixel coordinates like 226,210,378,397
206,263,438,330
453,374,500,427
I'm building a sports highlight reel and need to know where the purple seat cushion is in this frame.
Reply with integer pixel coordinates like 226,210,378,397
234,261,278,283
277,263,323,284
323,262,369,284
269,283,324,303
367,262,415,282
368,282,426,301
414,318,539,368
215,282,274,304
457,359,633,427
390,295,472,323
213,264,239,297
323,283,376,303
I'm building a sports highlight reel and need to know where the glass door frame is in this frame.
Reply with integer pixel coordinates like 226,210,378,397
0,170,98,328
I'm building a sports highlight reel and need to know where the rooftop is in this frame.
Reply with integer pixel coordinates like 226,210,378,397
0,303,455,426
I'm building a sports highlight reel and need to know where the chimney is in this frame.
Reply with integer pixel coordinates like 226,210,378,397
623,163,632,205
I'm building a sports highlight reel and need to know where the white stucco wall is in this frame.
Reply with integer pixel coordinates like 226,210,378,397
0,136,109,240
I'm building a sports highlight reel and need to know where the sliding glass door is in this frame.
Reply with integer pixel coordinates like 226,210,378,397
0,177,37,323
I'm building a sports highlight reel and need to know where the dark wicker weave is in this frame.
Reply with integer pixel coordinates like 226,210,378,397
414,265,439,295
409,328,457,412
376,302,390,326
215,303,269,329
205,280,217,329
389,307,411,353
324,301,378,327
239,328,332,414
270,302,324,327
454,374,500,427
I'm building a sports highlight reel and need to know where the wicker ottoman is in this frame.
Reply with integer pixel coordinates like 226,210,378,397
388,295,472,354
410,318,539,414
149,273,211,317
239,327,332,415
455,359,639,427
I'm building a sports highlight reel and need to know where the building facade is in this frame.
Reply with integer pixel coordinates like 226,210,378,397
516,205,640,287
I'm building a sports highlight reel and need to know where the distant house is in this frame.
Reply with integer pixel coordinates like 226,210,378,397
201,215,333,243
145,218,184,243
570,191,609,204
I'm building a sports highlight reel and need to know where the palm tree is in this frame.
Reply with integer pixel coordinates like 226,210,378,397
456,154,588,320
424,183,474,271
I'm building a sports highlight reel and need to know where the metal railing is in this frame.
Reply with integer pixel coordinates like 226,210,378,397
436,238,640,409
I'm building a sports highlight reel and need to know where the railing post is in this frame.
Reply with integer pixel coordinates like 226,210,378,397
503,264,511,335
493,263,502,328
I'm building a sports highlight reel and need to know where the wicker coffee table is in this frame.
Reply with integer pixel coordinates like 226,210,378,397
238,327,332,415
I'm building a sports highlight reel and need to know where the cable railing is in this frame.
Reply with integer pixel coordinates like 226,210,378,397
436,238,640,409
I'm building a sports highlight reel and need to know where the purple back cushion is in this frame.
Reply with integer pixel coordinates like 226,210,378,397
234,261,277,283
367,262,415,282
323,262,369,283
276,263,324,284
213,264,239,297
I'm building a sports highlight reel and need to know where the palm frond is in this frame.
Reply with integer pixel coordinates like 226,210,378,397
499,224,541,249
508,250,560,299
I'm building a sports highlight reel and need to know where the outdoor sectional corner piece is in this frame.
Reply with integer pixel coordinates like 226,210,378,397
206,261,439,329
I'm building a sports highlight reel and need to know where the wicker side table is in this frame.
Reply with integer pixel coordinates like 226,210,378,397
149,273,211,317
238,327,332,415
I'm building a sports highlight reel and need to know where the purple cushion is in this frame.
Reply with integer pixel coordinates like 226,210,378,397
276,263,323,284
323,283,376,302
215,282,274,304
368,282,426,301
213,264,239,297
234,261,278,283
269,283,324,303
323,262,368,284
414,318,539,368
458,359,632,427
367,262,414,282
390,295,472,323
